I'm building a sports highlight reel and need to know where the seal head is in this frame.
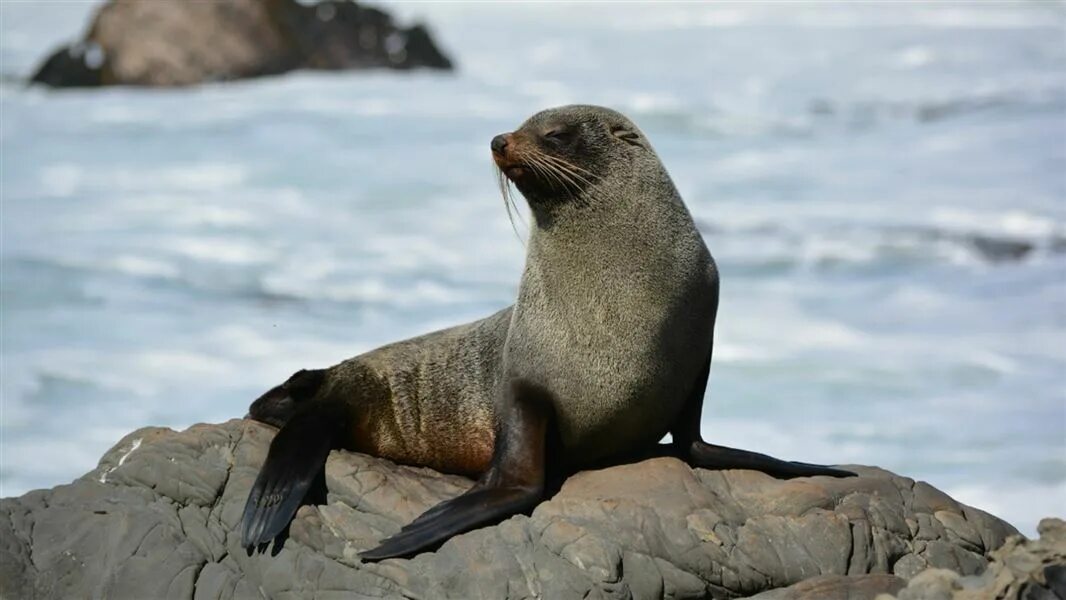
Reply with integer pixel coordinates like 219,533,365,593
492,105,661,220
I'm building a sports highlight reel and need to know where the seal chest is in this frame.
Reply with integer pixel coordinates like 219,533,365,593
506,218,716,465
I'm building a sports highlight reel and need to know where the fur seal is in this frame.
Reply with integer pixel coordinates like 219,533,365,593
241,105,854,560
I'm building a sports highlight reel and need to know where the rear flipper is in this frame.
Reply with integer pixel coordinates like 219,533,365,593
241,406,340,549
674,350,855,479
687,440,856,478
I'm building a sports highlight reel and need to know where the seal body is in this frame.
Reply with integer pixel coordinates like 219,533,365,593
247,308,510,478
241,105,853,560
333,307,509,475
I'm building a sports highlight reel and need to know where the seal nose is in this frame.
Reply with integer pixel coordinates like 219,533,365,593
491,134,509,155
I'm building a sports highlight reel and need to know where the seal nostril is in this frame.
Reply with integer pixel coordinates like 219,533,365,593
491,134,509,155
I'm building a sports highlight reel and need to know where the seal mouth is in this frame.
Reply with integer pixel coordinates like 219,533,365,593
493,154,527,180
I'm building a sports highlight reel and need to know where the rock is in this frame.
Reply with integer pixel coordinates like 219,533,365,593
746,574,907,599
29,0,452,88
880,517,1066,600
967,235,1034,263
0,420,1022,599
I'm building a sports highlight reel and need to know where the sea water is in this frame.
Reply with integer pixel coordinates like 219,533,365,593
1,2,1063,536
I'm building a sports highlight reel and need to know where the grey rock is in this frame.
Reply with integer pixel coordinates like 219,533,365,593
880,517,1066,600
967,235,1034,263
30,0,452,88
1,420,1022,599
745,574,906,600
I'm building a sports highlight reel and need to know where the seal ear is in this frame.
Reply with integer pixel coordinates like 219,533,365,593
611,126,644,148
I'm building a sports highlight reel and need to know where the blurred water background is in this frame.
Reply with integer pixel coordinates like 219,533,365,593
2,2,1063,535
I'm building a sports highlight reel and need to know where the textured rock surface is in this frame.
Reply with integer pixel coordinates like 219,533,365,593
879,517,1065,600
0,419,1021,599
30,0,452,88
746,574,906,600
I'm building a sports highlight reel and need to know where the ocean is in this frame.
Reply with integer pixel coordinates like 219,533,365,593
1,2,1063,536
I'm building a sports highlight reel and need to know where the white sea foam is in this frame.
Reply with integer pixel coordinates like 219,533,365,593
885,286,951,312
38,162,249,196
109,255,180,279
930,208,1060,239
893,46,936,69
163,236,275,266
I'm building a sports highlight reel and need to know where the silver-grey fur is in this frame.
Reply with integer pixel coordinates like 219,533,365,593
502,105,717,464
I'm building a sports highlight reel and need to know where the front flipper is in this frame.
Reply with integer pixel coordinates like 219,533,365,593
241,405,341,549
360,379,554,561
359,485,539,560
674,348,856,479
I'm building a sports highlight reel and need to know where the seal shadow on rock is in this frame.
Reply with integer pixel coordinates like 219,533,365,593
240,105,857,561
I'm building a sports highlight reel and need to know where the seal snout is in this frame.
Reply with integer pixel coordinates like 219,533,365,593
491,133,509,155
491,132,526,179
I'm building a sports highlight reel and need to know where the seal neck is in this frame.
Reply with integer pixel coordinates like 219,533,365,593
526,165,690,242
520,168,704,302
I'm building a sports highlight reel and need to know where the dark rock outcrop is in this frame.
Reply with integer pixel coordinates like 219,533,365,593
30,0,452,88
0,420,1026,599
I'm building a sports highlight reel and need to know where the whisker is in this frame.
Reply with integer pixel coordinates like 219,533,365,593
521,158,557,195
540,154,599,180
495,165,525,242
506,176,527,228
536,154,596,188
534,155,600,209
532,156,582,204
533,151,591,190
527,149,585,190
525,153,573,195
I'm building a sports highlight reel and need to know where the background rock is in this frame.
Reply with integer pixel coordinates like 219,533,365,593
30,0,452,88
0,420,1024,599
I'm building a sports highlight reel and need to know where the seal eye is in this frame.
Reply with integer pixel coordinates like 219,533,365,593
542,128,570,142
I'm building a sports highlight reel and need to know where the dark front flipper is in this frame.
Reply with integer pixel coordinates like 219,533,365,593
358,485,539,560
360,379,554,561
241,405,341,549
674,348,856,479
